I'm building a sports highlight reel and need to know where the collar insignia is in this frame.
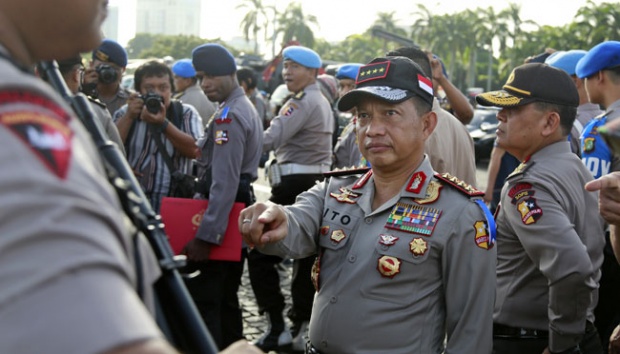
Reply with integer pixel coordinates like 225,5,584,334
352,169,373,189
406,171,427,194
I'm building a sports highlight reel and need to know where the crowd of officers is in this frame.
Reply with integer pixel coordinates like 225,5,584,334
1,1,620,352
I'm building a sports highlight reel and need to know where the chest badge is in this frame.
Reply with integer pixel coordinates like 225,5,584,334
330,187,360,204
330,229,346,243
414,180,442,204
474,220,493,250
409,238,428,256
377,256,401,278
320,225,330,236
386,202,442,236
379,234,399,246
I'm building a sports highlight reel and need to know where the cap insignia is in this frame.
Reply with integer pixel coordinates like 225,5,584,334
356,61,390,84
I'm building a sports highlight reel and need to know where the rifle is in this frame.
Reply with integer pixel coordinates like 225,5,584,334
38,60,218,354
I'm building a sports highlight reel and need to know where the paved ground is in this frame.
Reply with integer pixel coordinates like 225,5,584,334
237,161,490,352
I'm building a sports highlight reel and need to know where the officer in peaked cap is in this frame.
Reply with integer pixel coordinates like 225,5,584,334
83,38,130,116
240,55,496,353
575,40,620,352
477,63,605,354
545,50,603,156
248,44,334,352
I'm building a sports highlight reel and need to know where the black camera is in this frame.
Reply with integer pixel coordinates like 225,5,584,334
95,64,119,84
140,93,164,114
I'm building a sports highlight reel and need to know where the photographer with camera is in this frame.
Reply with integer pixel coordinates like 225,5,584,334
114,60,202,212
83,38,130,116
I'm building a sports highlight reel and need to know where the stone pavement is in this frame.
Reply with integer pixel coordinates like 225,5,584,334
239,258,297,354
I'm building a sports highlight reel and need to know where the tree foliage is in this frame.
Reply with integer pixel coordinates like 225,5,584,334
126,34,236,60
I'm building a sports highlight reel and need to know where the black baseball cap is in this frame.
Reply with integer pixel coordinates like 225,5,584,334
476,63,578,108
337,56,434,112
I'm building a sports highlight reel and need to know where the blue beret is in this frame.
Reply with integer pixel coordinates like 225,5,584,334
92,39,127,67
336,63,363,80
192,43,236,76
172,58,196,78
283,46,321,69
576,41,620,79
546,50,587,76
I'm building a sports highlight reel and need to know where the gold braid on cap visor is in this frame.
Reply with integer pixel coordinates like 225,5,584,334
480,91,523,106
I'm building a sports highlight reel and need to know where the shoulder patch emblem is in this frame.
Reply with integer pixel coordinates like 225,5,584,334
282,102,298,117
517,197,543,225
583,137,595,153
215,130,229,144
435,172,484,197
0,90,73,179
508,182,535,205
474,220,493,250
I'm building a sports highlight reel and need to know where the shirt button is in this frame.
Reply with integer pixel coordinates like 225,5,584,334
330,296,337,303
365,217,372,224
348,255,356,262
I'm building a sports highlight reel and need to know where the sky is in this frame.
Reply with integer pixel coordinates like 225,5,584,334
108,0,601,48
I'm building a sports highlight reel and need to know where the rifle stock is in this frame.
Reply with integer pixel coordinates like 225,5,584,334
38,60,218,354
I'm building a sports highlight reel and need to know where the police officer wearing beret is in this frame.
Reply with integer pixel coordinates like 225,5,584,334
172,58,218,128
183,43,263,350
476,63,606,354
248,45,334,352
333,63,363,169
83,38,130,117
240,56,496,354
545,50,603,156
576,40,620,352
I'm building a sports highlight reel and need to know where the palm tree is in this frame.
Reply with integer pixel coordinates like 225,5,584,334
275,2,319,48
574,0,620,46
237,0,267,54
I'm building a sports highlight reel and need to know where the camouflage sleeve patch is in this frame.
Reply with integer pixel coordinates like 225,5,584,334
0,90,73,179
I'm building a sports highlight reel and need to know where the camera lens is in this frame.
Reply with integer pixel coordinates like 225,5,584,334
96,65,118,84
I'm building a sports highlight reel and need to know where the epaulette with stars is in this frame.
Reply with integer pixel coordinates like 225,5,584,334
434,172,484,197
506,161,534,180
323,166,370,178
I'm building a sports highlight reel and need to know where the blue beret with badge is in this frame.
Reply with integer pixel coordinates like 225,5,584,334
576,41,620,79
172,58,196,78
336,63,363,80
92,39,128,67
545,50,587,76
283,46,322,69
192,43,237,76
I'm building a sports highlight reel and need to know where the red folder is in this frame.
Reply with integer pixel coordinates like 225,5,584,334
159,197,244,261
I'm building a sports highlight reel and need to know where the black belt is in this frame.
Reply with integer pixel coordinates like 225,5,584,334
493,323,549,339
305,342,323,354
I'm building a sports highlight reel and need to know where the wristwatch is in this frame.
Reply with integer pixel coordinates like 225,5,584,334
158,119,169,133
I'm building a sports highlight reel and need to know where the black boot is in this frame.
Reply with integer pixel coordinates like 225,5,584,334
252,311,293,352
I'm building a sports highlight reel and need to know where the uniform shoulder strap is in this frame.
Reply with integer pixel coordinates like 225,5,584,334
434,172,484,197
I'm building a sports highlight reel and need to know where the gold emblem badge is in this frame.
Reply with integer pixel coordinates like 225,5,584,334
377,256,401,278
330,229,346,243
320,225,330,236
329,187,360,204
474,220,492,250
409,238,428,256
414,180,442,204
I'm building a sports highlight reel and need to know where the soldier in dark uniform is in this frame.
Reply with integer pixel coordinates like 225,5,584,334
239,56,496,354
249,45,334,352
476,63,605,354
184,43,263,350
